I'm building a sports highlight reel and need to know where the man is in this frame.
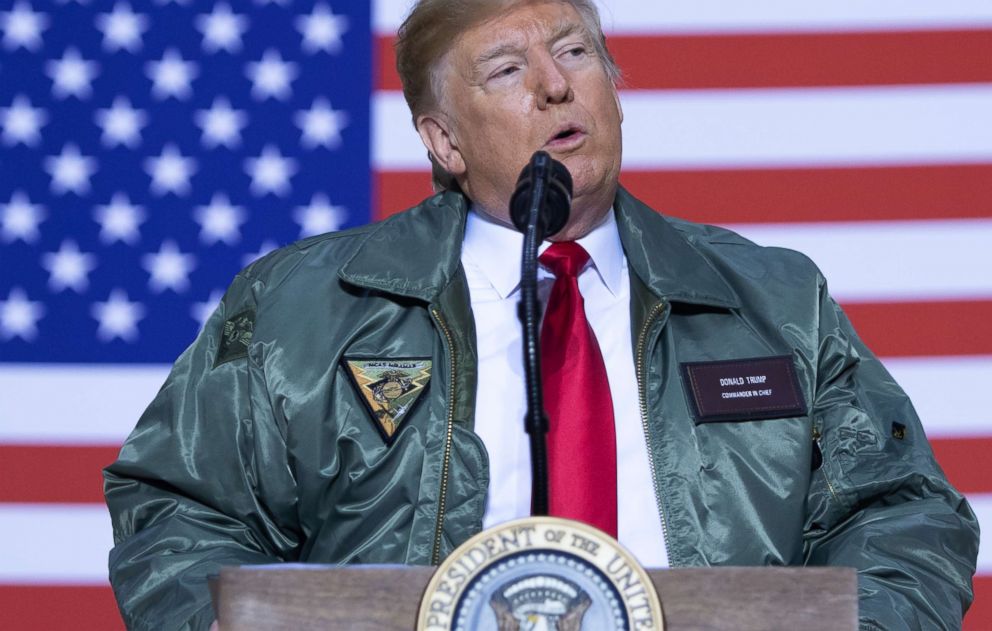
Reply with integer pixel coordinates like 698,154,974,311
104,1,979,629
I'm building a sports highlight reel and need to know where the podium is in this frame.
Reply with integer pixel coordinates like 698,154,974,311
213,564,857,630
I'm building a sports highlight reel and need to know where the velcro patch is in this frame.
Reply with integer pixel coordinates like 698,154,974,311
344,358,432,444
681,355,807,424
215,310,255,367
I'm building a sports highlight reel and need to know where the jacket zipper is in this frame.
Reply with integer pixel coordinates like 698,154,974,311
636,299,677,566
430,306,456,565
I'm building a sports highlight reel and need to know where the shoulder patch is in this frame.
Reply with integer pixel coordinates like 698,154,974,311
344,358,432,444
215,310,255,367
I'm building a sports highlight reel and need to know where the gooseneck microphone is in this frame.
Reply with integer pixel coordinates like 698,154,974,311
511,151,572,516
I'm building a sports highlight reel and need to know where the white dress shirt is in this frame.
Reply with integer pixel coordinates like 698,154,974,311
461,208,670,568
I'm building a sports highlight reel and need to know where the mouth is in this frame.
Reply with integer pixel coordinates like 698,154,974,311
544,124,587,150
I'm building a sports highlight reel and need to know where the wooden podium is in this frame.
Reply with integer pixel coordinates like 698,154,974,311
213,564,857,630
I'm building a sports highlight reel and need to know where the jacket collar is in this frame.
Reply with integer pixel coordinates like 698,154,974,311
339,190,469,302
340,186,740,309
614,187,740,309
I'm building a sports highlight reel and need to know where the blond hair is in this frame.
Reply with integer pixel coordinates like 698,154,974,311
395,0,620,190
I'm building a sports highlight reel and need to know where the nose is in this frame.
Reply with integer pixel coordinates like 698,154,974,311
531,53,572,109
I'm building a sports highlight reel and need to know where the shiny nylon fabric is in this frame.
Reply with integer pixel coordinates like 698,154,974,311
105,188,978,630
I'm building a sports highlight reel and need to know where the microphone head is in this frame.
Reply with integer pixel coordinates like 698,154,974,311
509,151,572,238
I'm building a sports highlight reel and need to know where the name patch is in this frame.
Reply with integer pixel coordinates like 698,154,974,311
681,355,807,424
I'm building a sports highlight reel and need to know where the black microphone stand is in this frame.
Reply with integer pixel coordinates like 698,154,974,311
518,160,551,516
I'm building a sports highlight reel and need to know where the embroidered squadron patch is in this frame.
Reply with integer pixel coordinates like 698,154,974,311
345,358,432,444
215,310,255,367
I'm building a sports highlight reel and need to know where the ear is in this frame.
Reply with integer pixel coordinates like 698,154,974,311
416,113,466,176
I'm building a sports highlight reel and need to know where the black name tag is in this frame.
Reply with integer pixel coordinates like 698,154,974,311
681,355,807,424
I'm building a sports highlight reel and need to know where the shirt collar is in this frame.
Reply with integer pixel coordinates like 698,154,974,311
462,206,625,299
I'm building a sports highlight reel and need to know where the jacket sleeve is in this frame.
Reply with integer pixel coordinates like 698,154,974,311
103,273,301,631
802,275,980,630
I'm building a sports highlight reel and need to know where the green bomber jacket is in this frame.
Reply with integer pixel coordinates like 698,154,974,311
104,187,979,630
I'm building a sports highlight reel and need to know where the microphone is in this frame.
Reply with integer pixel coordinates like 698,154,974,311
510,151,572,240
512,151,573,516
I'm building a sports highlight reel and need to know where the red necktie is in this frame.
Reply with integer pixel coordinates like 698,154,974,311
539,242,618,537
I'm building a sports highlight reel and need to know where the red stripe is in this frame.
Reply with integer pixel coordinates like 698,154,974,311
0,445,118,503
5,435,992,503
0,585,124,630
966,575,992,630
375,164,992,224
842,301,992,358
930,438,992,495
377,30,992,91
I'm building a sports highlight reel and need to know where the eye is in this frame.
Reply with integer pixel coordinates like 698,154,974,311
489,65,519,81
559,45,588,59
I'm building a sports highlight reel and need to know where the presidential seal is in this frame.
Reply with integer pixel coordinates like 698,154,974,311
417,517,664,631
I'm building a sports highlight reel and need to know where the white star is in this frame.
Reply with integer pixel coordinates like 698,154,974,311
245,49,298,101
46,48,99,99
191,289,224,329
294,193,346,238
94,96,147,148
0,287,45,342
143,240,196,293
145,144,197,196
1,94,47,147
295,97,348,149
41,239,97,293
194,192,246,245
195,2,247,54
146,48,198,100
296,3,348,54
244,145,297,197
194,97,247,149
242,240,279,267
1,1,49,52
1,191,45,243
44,143,98,195
95,3,148,53
94,192,145,244
92,288,144,342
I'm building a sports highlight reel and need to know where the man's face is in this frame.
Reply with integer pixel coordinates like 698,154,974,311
419,1,623,240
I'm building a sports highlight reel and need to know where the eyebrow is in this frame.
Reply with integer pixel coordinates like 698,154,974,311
470,20,588,74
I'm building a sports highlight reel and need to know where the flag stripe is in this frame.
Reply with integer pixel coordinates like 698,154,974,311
727,220,992,302
4,436,989,505
0,505,114,584
0,445,117,504
968,575,992,630
932,438,992,495
375,164,992,224
842,301,992,358
0,496,988,579
0,585,123,631
2,363,989,446
373,86,992,169
373,0,992,34
376,30,992,91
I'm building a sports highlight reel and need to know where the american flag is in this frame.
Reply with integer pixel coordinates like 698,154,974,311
0,0,989,627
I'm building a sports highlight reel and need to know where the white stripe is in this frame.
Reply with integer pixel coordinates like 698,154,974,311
373,85,992,170
374,0,992,34
0,364,168,444
726,219,992,302
968,493,992,573
0,495,985,582
0,504,112,584
883,357,992,439
0,355,988,445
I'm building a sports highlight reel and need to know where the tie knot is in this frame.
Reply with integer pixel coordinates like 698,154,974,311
540,242,590,278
